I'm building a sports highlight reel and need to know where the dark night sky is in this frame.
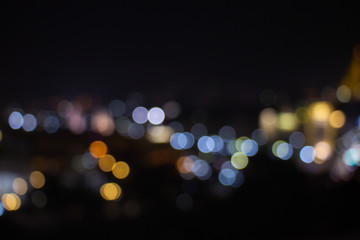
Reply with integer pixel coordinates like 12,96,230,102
0,6,359,106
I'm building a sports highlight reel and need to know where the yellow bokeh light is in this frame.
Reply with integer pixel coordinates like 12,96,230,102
98,154,116,172
336,85,351,103
329,110,346,128
295,107,309,124
231,152,249,169
12,178,28,195
89,140,108,158
277,112,298,131
112,161,130,179
314,141,332,163
235,136,249,152
29,171,45,189
100,182,121,201
146,125,174,143
308,101,332,123
2,193,21,211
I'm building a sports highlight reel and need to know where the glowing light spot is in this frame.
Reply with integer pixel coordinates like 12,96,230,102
100,182,121,201
12,178,28,195
112,161,130,179
295,106,309,124
81,152,98,169
289,131,305,149
276,142,293,160
0,202,4,216
1,193,21,211
98,154,116,172
109,99,126,117
336,85,351,103
197,136,215,153
231,152,249,169
314,141,332,162
128,123,145,139
132,107,148,124
176,156,195,174
299,146,315,163
192,159,212,180
272,140,285,157
277,112,297,131
43,115,60,133
29,171,45,189
251,128,268,145
235,136,249,152
91,112,115,136
219,168,236,186
211,135,224,153
9,111,24,130
219,126,236,140
241,139,258,156
309,102,332,123
22,114,37,132
146,125,173,143
329,110,346,128
344,148,360,166
259,108,277,133
115,117,131,136
163,101,181,119
89,141,108,158
148,107,165,125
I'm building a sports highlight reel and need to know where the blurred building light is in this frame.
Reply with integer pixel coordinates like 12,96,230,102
251,128,268,145
89,141,108,158
163,101,181,119
1,193,21,211
146,125,173,143
127,123,145,139
299,146,315,163
22,114,37,132
112,161,130,179
314,141,332,164
259,108,277,136
43,115,60,134
148,107,165,125
12,178,28,195
98,154,116,172
289,131,305,149
219,126,236,140
29,171,45,189
231,152,248,169
91,111,115,136
277,112,298,131
109,99,126,117
100,182,121,201
308,101,333,123
329,110,346,128
336,85,351,103
132,106,148,124
295,106,309,124
9,111,24,130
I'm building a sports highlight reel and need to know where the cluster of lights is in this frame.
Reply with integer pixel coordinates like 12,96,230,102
0,170,46,215
88,141,130,201
3,61,360,214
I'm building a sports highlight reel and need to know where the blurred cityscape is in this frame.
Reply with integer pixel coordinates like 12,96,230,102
1,6,360,239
